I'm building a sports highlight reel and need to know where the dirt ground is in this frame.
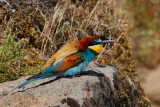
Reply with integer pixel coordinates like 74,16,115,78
138,65,160,107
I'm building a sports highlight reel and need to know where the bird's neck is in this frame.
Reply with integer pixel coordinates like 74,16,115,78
84,49,97,63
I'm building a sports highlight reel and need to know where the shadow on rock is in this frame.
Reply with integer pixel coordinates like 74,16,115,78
12,70,104,94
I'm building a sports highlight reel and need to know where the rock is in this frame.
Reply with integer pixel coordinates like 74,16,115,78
0,62,150,107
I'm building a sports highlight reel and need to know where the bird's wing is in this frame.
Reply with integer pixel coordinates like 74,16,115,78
27,52,84,80
43,52,84,73
44,40,79,68
54,52,84,72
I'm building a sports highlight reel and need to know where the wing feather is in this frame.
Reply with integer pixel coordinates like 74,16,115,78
44,40,79,68
55,52,84,71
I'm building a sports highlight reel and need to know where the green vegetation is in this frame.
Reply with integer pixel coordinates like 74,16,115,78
23,65,43,76
0,34,43,83
0,33,24,82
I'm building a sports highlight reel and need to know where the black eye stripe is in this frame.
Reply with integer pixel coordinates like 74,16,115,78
88,41,101,46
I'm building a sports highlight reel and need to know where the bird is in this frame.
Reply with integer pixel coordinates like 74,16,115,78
12,36,114,90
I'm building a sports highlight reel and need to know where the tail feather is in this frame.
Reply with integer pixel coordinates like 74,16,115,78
11,78,38,91
11,73,58,91
27,71,43,81
27,62,60,81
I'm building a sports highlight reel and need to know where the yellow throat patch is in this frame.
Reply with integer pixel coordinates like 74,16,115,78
89,45,103,53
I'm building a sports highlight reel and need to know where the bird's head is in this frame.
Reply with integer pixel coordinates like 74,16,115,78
88,39,114,54
77,36,114,53
76,36,98,52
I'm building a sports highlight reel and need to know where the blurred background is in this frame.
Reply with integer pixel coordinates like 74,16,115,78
128,0,160,106
0,0,160,106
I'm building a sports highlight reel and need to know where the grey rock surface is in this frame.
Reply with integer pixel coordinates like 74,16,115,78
0,62,146,107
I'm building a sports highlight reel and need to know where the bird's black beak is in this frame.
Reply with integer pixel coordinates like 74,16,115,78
101,40,115,44
101,40,115,47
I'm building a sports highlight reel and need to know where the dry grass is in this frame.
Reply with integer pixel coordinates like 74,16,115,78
37,0,128,58
0,0,131,79
0,0,135,78
0,0,151,105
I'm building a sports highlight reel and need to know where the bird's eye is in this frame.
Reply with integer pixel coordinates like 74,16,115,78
88,39,102,46
89,41,99,46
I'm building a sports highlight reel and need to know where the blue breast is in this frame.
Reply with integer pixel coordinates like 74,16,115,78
63,49,97,76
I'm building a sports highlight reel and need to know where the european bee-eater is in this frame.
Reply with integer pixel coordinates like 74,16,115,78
12,36,114,90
